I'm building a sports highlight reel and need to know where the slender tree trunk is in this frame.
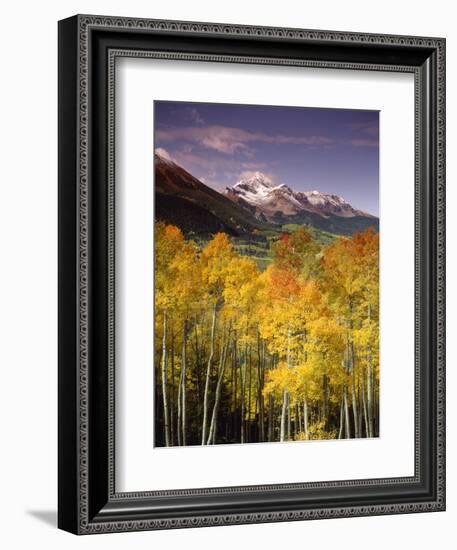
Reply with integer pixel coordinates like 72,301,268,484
361,368,369,437
207,329,230,444
228,340,235,442
351,382,359,439
282,326,292,442
194,317,202,420
202,304,217,445
240,345,247,444
357,379,363,437
297,401,302,434
257,334,265,442
181,319,187,446
176,324,182,446
268,394,274,442
338,399,344,439
343,386,351,439
177,372,182,447
366,299,374,438
161,311,170,447
287,392,291,440
303,394,309,438
233,340,238,441
349,342,359,439
247,348,252,443
280,389,288,442
170,326,175,446
323,373,329,431
374,382,379,436
367,362,373,438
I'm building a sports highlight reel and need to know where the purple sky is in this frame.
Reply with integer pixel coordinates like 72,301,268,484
154,100,379,216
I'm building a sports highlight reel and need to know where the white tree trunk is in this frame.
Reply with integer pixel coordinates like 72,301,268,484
287,392,291,440
181,319,187,446
366,297,374,438
240,347,247,444
297,401,302,434
303,394,309,438
170,329,175,446
351,382,359,439
201,304,217,445
343,387,351,439
207,332,229,444
350,342,360,438
280,389,288,442
177,369,182,446
361,367,369,437
161,311,170,447
338,399,344,439
367,363,373,438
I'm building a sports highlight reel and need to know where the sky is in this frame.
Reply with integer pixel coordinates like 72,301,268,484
154,100,379,216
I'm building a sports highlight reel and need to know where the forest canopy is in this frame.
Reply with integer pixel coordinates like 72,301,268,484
154,223,379,447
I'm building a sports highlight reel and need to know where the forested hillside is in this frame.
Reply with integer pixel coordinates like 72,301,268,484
154,223,379,446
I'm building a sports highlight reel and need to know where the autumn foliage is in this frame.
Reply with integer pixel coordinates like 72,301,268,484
155,223,379,446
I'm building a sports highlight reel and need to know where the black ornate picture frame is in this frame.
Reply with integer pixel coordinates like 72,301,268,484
58,14,446,534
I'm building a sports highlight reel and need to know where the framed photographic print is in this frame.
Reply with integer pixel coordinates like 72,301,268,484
58,14,446,534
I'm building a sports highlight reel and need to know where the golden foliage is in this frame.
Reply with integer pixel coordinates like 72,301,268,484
154,223,380,446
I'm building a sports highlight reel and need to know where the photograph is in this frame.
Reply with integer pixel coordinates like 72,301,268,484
53,7,445,537
153,100,380,447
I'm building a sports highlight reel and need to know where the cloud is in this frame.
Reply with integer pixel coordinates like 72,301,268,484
154,147,173,161
172,151,220,170
189,108,205,125
349,121,379,137
237,170,278,184
156,125,334,155
169,150,246,179
346,120,379,147
349,138,379,148
170,150,274,179
241,161,271,170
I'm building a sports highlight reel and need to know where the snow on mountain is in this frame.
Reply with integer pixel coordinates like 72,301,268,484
297,190,369,218
155,147,176,167
225,172,374,220
230,172,277,204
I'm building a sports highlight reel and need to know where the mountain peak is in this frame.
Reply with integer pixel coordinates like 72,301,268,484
154,155,378,238
155,148,175,166
233,171,276,191
229,172,280,207
300,190,359,216
226,175,374,220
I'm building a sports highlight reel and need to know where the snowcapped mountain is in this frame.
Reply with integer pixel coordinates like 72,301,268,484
225,172,374,221
154,153,378,238
297,190,371,218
